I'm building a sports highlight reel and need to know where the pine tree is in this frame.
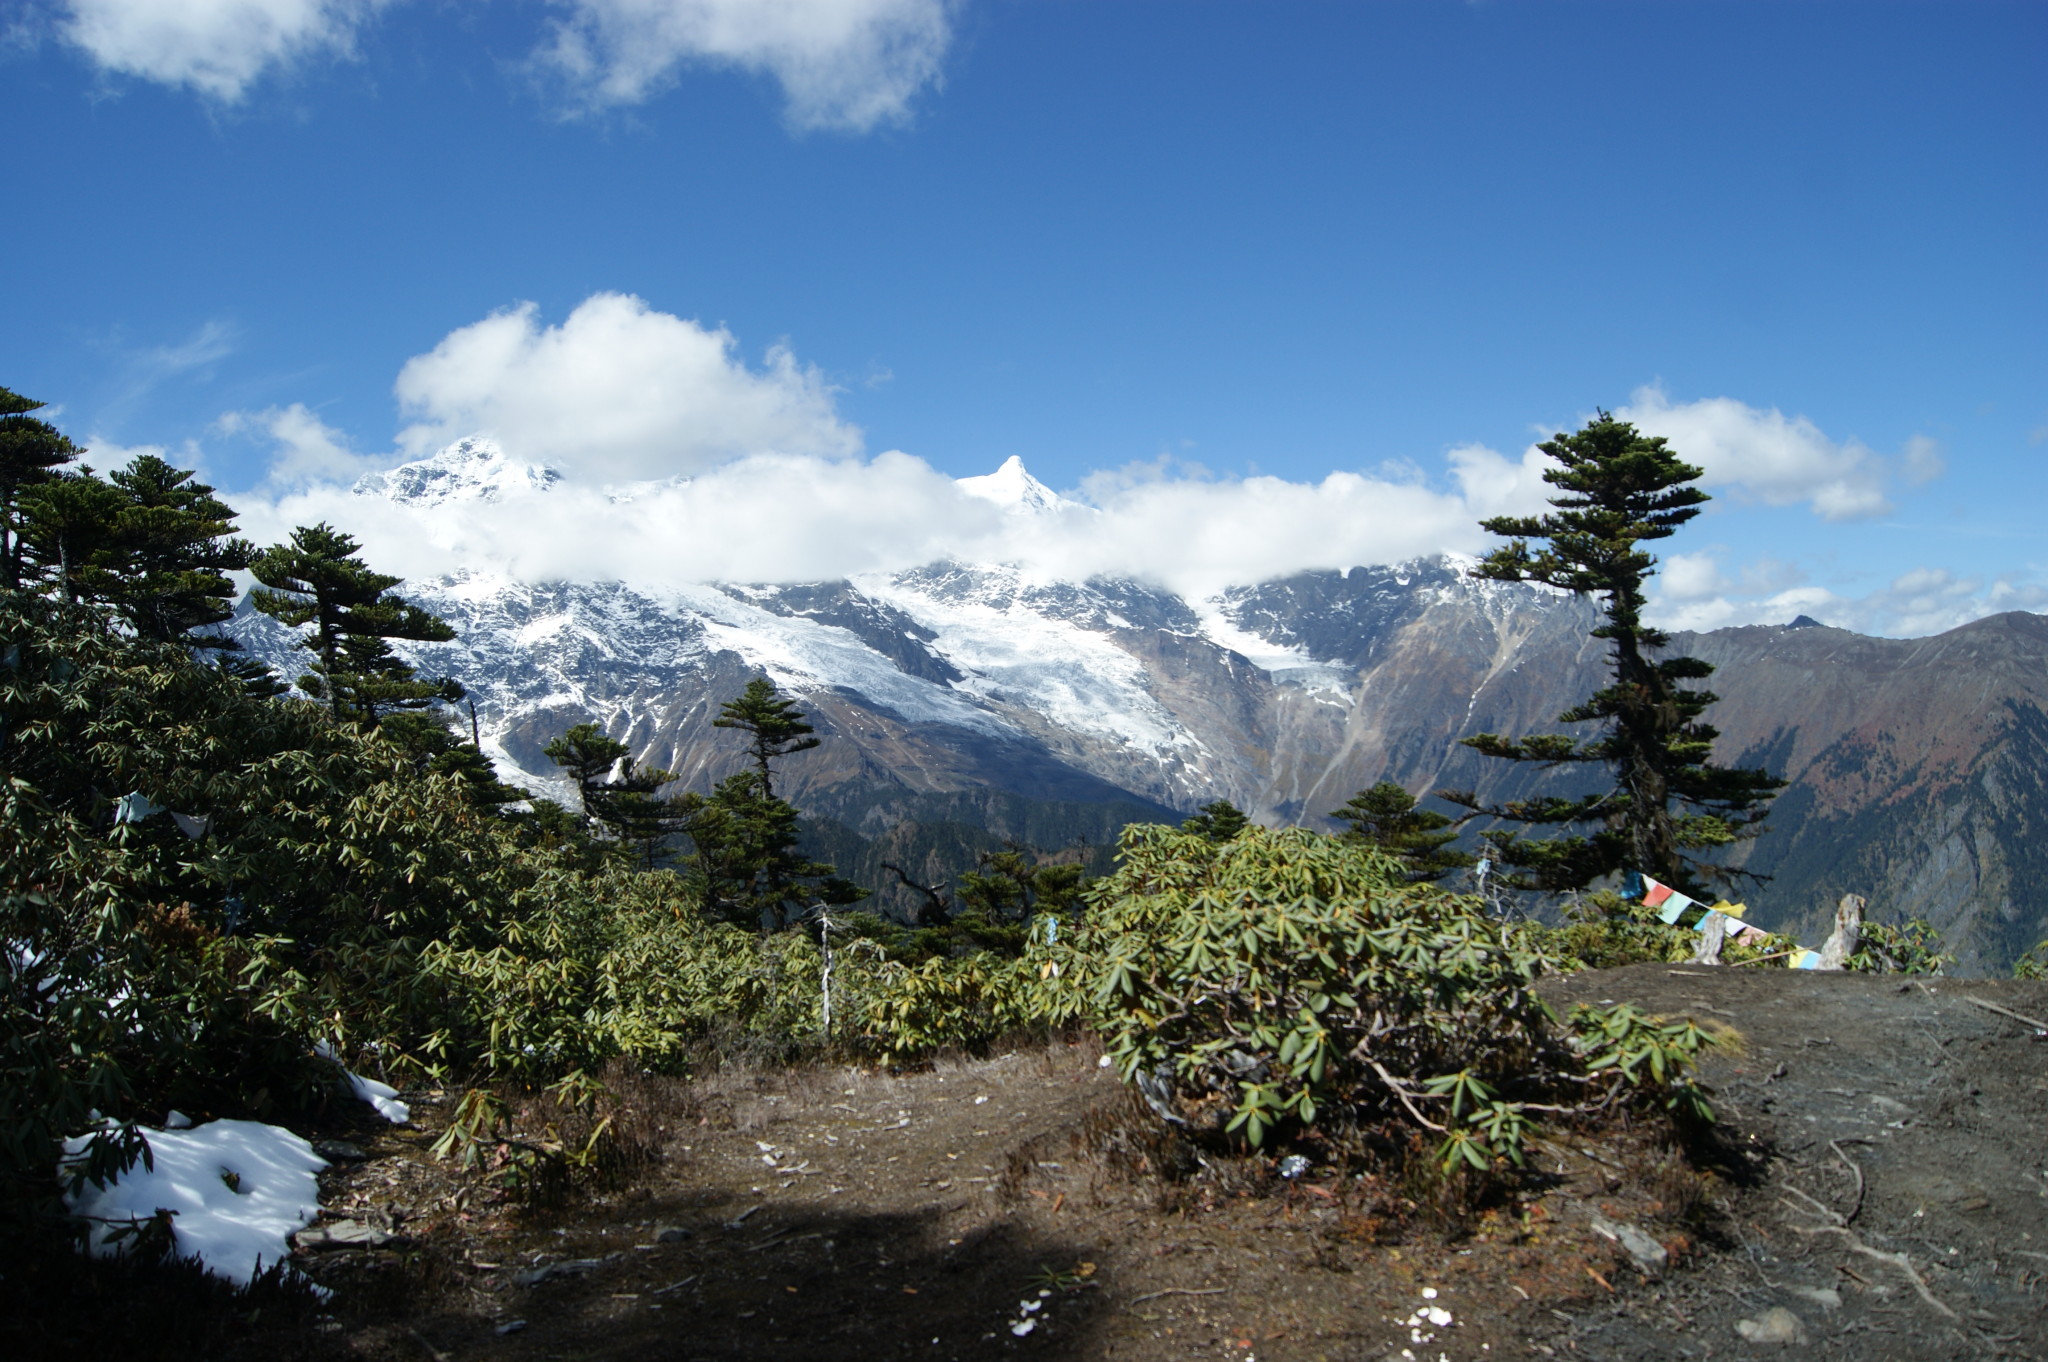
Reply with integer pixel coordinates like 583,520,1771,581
680,681,862,929
247,523,459,725
17,469,123,603
1439,412,1784,896
543,721,682,861
713,677,820,800
0,386,80,591
102,455,254,645
1330,781,1471,882
1181,799,1250,843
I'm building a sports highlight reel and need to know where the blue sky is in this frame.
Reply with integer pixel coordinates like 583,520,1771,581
4,1,2043,634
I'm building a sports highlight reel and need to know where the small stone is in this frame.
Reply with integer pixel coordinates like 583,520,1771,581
655,1226,692,1243
1735,1307,1809,1345
1589,1213,1669,1275
312,1139,368,1162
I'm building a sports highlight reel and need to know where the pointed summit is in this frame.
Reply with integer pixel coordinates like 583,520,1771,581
956,456,1079,514
354,436,563,507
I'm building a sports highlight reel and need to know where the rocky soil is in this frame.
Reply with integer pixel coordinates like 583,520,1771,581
16,966,2048,1361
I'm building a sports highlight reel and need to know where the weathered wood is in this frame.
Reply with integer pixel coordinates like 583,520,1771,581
1817,894,1865,971
1692,911,1728,965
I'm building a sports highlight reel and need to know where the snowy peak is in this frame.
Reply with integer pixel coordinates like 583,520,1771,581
956,456,1081,515
354,436,563,507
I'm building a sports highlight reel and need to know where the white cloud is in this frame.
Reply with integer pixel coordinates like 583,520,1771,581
1650,558,2048,639
535,0,955,130
60,0,382,100
231,443,1548,604
1615,385,1905,522
218,402,381,487
392,293,862,480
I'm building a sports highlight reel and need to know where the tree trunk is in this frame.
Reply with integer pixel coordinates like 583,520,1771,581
1818,894,1865,971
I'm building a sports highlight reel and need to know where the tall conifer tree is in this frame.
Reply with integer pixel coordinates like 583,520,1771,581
0,386,81,590
247,523,459,725
1439,412,1783,896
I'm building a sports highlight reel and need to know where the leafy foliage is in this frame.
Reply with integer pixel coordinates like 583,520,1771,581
1848,917,1953,975
1064,825,1714,1168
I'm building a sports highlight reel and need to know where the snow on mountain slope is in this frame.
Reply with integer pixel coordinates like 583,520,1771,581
955,455,1084,515
351,436,561,505
235,439,1547,812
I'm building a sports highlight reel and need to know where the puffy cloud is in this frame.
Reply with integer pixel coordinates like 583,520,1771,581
392,293,862,480
60,0,382,100
1615,386,1903,522
535,0,954,129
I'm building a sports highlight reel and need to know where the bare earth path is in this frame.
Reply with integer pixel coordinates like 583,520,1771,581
129,968,2048,1361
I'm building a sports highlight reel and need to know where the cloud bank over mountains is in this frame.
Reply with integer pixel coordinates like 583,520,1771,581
207,292,2021,640
50,0,955,128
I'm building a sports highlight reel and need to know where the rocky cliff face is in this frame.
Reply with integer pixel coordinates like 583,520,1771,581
232,439,2048,971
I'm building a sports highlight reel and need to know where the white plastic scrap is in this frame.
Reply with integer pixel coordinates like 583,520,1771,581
61,1119,328,1286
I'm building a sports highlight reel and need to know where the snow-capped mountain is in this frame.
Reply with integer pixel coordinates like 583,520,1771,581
233,438,2048,970
351,436,561,505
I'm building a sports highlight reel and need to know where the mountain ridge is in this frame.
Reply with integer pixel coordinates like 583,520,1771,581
230,440,2048,971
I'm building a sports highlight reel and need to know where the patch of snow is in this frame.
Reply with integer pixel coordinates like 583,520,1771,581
346,1072,410,1124
61,1119,327,1286
862,570,1198,757
314,1041,410,1123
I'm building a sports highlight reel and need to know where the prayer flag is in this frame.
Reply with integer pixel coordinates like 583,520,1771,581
1641,876,1675,908
1657,892,1694,924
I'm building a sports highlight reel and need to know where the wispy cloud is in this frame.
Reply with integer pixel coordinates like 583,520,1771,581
50,0,958,129
1649,551,2047,639
534,0,956,130
59,0,385,101
218,402,381,487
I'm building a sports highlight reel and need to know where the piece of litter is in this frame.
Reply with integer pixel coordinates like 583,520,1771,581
494,1320,526,1335
974,1095,989,1104
1011,1319,1037,1337
1277,1154,1311,1179
1098,1055,1112,1068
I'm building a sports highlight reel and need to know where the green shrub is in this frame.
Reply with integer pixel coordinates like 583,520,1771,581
1848,918,1952,975
2017,941,2048,980
1055,825,1713,1168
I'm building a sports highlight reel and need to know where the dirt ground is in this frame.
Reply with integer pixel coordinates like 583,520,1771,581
25,966,2048,1361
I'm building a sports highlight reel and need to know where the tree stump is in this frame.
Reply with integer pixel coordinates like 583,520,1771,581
1817,894,1865,971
